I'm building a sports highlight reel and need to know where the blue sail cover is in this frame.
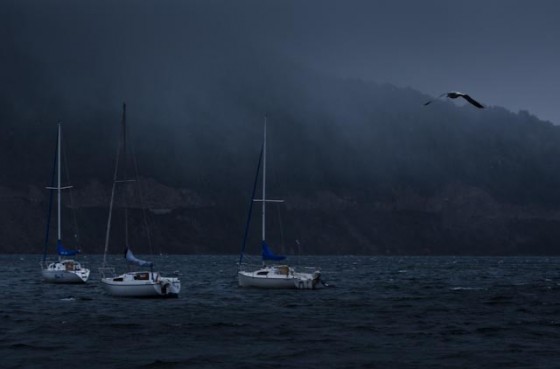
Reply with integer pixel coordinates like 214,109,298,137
57,240,80,256
125,248,153,267
261,241,286,261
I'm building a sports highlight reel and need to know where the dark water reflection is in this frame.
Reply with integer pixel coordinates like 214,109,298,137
1,255,559,368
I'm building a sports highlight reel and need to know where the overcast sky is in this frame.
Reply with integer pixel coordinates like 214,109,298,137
286,0,560,124
3,0,560,123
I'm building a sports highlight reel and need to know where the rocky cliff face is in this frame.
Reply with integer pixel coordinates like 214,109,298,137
4,178,560,255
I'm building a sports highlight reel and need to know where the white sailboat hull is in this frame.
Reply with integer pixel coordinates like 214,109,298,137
42,260,90,283
101,271,180,297
238,266,320,290
42,270,89,283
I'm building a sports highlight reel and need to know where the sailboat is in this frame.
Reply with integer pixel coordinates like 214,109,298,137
99,103,180,297
238,116,321,289
41,123,90,283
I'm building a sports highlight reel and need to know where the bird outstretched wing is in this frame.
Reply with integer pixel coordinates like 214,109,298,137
424,91,485,108
461,94,484,108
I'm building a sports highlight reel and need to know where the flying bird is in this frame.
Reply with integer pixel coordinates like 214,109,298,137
424,91,484,109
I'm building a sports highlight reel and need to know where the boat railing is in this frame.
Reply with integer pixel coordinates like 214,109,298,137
98,266,115,278
159,270,181,277
40,259,90,269
300,266,321,271
237,261,262,270
39,259,58,269
239,261,318,270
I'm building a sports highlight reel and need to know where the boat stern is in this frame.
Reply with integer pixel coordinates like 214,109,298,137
157,276,181,297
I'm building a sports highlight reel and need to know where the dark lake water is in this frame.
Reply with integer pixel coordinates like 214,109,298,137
1,255,559,368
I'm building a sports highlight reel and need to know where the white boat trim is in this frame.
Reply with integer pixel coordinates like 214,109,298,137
238,265,320,289
42,259,90,283
100,271,180,298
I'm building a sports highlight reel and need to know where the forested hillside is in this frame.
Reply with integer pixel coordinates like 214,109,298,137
2,40,560,255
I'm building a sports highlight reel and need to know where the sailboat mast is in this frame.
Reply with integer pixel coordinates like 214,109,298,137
102,105,124,267
57,122,62,242
122,103,129,249
262,115,267,242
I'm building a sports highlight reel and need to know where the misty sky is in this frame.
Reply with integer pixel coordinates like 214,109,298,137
3,0,560,123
